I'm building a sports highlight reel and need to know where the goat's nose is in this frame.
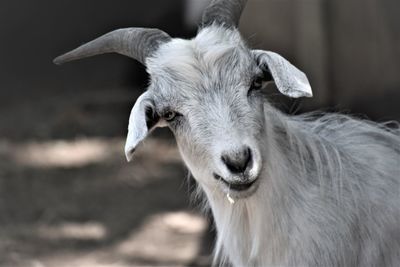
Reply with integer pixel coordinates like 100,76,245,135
221,146,252,174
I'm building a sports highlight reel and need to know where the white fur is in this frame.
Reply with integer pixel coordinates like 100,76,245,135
125,26,400,266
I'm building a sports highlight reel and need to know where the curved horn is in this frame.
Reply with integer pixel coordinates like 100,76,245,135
202,0,248,28
53,28,171,65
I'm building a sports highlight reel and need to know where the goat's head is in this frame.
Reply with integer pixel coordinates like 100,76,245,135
54,0,312,199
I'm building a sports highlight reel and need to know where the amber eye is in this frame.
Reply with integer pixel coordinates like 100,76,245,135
250,76,264,91
163,110,176,121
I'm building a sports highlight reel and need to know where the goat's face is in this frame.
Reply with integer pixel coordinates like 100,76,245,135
124,27,312,198
148,28,265,197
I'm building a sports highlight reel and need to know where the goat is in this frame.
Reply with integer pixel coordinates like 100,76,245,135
54,0,400,266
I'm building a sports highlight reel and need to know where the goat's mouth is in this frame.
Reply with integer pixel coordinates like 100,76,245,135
213,173,259,194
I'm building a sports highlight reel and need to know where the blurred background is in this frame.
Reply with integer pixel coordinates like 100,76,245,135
0,0,399,266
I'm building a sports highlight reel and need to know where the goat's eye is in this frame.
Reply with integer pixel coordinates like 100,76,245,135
250,76,263,91
163,110,177,122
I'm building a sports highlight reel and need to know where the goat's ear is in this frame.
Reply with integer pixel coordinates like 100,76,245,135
125,91,160,162
252,50,313,98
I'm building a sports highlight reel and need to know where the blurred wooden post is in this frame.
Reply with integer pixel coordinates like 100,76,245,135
293,0,329,107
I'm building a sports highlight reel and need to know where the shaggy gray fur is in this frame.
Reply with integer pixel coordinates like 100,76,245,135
210,106,400,266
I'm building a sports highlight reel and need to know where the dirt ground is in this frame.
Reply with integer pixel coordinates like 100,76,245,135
0,88,213,267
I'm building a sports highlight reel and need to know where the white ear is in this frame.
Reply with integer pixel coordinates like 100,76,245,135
125,91,159,162
252,50,313,98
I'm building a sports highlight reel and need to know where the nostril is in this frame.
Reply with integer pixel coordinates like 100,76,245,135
245,147,252,166
221,146,252,174
244,147,251,163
